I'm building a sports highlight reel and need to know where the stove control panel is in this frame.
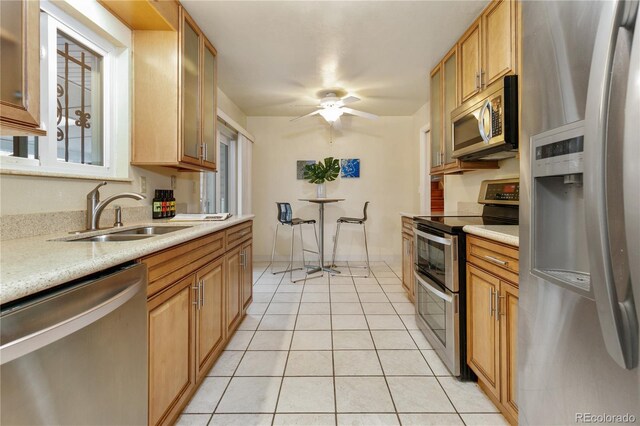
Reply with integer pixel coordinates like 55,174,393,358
478,178,520,205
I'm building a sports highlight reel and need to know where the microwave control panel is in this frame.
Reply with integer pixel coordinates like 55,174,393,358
491,97,503,137
532,120,584,178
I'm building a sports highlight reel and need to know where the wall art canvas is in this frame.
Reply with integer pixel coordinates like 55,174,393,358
297,160,315,179
340,158,360,178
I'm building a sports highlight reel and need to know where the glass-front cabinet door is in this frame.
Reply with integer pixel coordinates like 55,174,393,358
443,47,457,166
429,65,442,171
202,41,217,170
181,13,201,165
0,0,42,134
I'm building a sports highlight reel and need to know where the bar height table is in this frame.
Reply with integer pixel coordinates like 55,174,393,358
299,198,345,277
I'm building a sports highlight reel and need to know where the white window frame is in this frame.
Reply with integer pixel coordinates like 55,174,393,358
0,0,130,180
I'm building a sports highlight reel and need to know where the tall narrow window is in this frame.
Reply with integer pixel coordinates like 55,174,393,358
56,31,103,165
201,119,238,214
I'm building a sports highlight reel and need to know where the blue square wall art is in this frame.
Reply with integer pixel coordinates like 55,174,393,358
340,158,360,178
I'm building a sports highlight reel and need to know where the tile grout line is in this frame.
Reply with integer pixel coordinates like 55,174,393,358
271,267,306,424
206,264,282,424
351,260,402,424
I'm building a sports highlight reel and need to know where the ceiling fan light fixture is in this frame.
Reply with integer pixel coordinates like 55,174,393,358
319,107,343,123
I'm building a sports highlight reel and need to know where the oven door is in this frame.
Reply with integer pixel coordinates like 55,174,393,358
414,271,460,376
414,228,458,292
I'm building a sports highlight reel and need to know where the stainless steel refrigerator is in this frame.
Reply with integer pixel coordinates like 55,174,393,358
520,1,639,424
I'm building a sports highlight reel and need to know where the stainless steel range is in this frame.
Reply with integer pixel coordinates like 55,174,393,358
412,178,519,380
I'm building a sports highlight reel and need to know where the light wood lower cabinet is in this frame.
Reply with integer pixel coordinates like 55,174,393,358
242,241,253,311
225,245,242,335
401,217,415,302
147,275,195,426
142,221,252,426
466,235,518,425
195,257,225,381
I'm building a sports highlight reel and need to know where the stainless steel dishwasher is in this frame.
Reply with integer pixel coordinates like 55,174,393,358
1,263,148,425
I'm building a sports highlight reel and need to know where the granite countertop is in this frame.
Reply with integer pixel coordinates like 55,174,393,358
0,215,255,305
462,225,519,247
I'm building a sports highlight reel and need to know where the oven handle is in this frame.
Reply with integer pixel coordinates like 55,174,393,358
414,271,454,303
414,228,452,246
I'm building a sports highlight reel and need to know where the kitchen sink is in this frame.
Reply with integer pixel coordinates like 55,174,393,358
71,234,155,242
113,226,191,235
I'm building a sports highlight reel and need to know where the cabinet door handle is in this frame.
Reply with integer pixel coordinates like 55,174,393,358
489,288,495,317
200,279,205,306
240,251,245,268
483,255,508,266
204,144,208,162
475,72,480,90
192,283,200,309
480,69,485,88
496,291,504,319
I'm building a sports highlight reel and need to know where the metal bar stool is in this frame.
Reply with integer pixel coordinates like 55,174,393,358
330,201,371,277
270,202,320,281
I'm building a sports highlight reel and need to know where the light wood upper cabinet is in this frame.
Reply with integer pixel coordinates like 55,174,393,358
0,0,44,136
459,0,517,103
181,14,202,167
442,48,457,166
132,6,217,172
483,0,516,86
459,20,482,102
429,65,443,172
148,275,195,426
195,256,225,380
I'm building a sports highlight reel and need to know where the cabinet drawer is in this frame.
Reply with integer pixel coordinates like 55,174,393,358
467,235,519,285
226,221,252,249
402,216,414,234
143,231,225,297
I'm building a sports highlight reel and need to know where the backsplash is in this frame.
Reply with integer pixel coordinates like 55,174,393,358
0,204,187,241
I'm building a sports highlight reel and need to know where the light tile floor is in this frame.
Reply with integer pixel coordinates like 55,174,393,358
177,261,508,426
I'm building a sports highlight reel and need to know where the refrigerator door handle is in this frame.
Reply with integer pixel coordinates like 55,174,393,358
624,0,640,347
584,0,639,370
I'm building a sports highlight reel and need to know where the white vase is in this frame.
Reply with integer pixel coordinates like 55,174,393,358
316,182,326,198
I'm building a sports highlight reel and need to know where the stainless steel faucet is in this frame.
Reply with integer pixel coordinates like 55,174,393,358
86,182,146,230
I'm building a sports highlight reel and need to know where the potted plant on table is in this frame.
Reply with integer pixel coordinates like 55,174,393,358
304,157,340,198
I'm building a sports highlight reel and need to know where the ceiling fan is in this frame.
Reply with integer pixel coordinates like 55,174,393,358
291,90,379,128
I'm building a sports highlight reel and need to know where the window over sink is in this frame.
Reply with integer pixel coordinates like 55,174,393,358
0,0,131,180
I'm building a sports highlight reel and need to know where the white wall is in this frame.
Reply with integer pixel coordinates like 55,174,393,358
0,167,198,215
443,157,520,213
218,89,248,129
411,102,430,214
247,116,419,263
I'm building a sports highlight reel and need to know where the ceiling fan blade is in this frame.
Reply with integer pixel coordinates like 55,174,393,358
290,109,322,121
336,95,360,107
341,107,379,120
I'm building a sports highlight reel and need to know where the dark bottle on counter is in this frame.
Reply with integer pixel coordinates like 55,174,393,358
170,190,176,217
152,190,162,219
161,190,168,218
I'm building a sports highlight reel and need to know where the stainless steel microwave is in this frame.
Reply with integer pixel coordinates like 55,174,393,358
451,75,518,160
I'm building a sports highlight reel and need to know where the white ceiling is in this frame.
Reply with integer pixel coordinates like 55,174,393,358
181,1,487,117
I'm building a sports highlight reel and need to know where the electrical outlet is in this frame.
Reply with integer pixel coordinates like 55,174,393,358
140,176,147,194
171,175,176,190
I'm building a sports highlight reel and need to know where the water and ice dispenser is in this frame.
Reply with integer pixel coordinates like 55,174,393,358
531,120,592,299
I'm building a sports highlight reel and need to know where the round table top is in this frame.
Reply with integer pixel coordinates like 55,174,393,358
299,198,345,204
